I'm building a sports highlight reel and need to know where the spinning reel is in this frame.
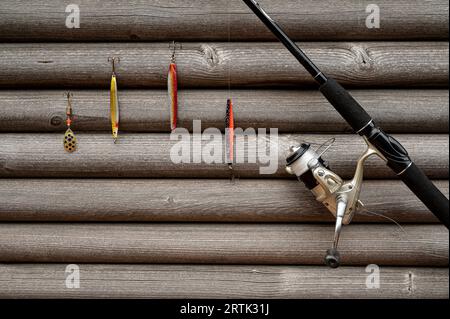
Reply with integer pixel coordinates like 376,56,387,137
286,138,384,268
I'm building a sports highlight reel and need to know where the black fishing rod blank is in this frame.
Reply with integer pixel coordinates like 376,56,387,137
243,0,449,228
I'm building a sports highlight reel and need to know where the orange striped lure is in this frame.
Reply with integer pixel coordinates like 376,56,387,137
168,62,178,131
108,57,120,143
63,92,77,153
225,98,235,169
168,42,181,131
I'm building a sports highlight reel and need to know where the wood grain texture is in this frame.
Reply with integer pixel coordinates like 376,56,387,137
0,133,447,178
0,224,447,266
0,0,448,41
0,90,448,133
0,179,447,223
0,264,447,299
0,42,448,89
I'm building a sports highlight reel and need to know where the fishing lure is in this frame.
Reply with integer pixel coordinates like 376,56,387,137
168,42,181,131
108,57,120,143
225,98,235,173
63,92,77,153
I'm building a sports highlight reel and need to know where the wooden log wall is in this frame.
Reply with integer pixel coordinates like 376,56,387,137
0,0,448,299
1,265,447,299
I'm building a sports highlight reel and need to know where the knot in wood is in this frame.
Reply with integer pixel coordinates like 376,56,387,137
200,44,220,67
350,45,374,70
50,115,64,127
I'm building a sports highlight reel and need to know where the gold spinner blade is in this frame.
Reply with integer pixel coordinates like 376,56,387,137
64,128,77,153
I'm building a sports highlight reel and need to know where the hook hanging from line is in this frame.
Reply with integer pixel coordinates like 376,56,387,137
228,163,235,184
108,56,120,74
65,91,73,99
65,92,73,117
169,41,182,63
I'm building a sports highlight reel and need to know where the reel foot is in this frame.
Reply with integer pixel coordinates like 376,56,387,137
325,248,340,268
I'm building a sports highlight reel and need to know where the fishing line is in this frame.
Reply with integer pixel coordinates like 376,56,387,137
225,0,235,182
260,136,335,158
227,0,231,96
314,137,335,158
357,205,406,235
357,208,445,259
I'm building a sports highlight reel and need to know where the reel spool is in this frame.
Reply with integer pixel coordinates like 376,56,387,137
285,139,383,268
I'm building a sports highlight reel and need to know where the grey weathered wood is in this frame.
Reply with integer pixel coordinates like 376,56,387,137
0,264,447,299
0,224,447,266
0,90,448,133
0,179,447,223
0,133,447,178
0,0,448,41
0,42,447,89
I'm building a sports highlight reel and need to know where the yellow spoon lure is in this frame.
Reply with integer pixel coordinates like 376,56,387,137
108,57,120,143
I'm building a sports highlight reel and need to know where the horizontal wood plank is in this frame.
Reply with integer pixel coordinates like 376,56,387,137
0,133,447,178
0,179,447,223
0,42,448,89
0,0,448,41
0,224,447,266
0,90,448,133
0,264,447,299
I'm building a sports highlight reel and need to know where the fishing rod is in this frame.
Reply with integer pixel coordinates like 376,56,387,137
242,0,449,266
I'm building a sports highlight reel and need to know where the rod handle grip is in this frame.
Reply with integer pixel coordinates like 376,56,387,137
399,163,449,228
319,78,372,132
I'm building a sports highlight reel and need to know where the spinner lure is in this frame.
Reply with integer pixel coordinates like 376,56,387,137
63,92,77,153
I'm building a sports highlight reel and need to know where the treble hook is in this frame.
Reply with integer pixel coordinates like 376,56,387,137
169,41,182,63
108,56,120,74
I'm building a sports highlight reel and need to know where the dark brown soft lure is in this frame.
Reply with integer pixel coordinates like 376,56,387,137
63,92,77,153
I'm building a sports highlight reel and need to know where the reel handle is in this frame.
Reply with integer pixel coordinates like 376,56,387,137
324,198,347,268
319,78,372,132
325,249,340,269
